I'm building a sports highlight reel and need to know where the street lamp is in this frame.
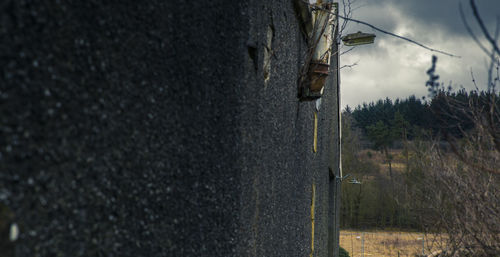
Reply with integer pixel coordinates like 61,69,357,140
331,27,373,257
330,6,376,257
341,31,376,46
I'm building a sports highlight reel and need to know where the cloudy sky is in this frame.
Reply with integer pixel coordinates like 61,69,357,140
338,0,500,109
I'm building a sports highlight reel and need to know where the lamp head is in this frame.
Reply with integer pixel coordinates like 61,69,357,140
342,31,376,46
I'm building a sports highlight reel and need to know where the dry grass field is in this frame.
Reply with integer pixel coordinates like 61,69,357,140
340,230,446,257
359,149,409,174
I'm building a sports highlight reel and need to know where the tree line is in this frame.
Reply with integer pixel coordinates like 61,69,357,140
347,89,499,142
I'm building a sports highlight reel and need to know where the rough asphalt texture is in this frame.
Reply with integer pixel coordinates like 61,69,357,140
0,1,340,256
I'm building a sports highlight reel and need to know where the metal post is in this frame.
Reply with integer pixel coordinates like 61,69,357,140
361,232,365,257
328,2,340,257
351,233,353,256
333,5,342,253
422,233,425,256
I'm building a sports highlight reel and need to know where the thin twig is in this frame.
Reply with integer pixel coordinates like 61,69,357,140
470,68,479,92
340,46,356,56
340,61,359,70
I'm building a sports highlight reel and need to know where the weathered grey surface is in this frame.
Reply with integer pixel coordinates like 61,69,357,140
0,0,339,256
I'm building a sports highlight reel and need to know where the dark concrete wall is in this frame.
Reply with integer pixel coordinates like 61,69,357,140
238,1,341,257
0,0,340,256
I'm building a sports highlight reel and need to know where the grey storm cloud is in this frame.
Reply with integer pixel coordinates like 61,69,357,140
344,0,498,37
338,0,500,109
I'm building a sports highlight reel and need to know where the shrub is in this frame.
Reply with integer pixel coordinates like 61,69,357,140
339,246,350,257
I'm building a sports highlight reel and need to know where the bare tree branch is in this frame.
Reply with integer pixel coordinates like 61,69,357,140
487,19,500,90
340,0,352,38
470,0,500,56
459,2,491,57
337,14,461,58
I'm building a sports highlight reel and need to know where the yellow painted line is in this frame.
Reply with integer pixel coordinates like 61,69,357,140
313,112,318,153
310,183,316,257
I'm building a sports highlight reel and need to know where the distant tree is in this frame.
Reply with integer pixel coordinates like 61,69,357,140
366,121,391,151
392,111,409,141
366,121,394,183
344,105,352,114
392,111,410,171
